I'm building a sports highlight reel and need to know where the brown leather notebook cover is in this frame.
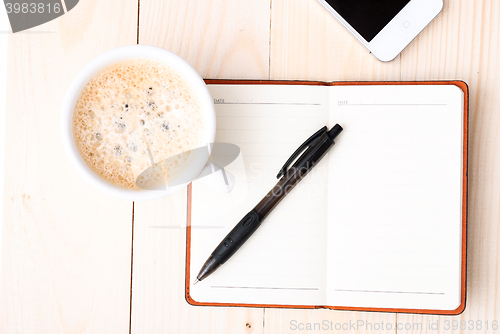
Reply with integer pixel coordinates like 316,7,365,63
185,80,468,315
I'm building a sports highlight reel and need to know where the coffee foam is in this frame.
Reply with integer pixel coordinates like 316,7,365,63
73,59,204,189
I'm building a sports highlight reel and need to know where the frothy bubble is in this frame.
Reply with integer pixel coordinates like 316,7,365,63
73,59,204,189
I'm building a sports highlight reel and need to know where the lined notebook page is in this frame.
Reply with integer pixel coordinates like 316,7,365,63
190,85,330,305
326,85,464,310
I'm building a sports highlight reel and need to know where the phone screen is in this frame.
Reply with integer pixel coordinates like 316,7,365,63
324,0,411,42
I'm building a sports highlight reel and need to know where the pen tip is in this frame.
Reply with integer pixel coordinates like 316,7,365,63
194,278,200,285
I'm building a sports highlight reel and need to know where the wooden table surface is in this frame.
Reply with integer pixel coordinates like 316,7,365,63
1,0,499,333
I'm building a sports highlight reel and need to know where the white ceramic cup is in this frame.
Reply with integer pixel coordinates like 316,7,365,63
61,45,228,201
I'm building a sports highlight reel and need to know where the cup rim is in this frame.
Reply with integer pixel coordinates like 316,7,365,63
61,45,216,201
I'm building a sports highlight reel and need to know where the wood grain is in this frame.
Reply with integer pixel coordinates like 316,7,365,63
2,0,498,332
0,0,138,333
398,0,500,333
131,1,271,333
138,0,271,79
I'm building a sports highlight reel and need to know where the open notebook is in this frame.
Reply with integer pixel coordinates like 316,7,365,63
186,80,468,314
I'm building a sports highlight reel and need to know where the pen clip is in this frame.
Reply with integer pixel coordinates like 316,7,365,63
276,126,328,179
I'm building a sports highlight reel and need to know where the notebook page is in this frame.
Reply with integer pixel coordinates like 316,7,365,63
190,84,330,306
326,85,464,310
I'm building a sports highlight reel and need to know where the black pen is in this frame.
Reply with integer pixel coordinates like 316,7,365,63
194,124,343,284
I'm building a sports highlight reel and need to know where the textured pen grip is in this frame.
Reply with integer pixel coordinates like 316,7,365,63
211,210,262,264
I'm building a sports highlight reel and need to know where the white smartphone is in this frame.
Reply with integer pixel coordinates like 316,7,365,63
316,0,443,61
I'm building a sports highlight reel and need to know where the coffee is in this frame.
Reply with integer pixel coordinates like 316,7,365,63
73,59,204,189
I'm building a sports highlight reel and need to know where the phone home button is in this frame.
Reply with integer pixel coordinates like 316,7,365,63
399,16,416,33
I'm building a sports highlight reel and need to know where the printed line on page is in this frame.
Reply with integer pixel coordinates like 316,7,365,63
215,102,321,106
338,103,448,106
212,286,319,291
335,289,444,295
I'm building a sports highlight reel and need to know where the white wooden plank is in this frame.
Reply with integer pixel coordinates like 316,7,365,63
0,1,138,332
131,1,271,333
